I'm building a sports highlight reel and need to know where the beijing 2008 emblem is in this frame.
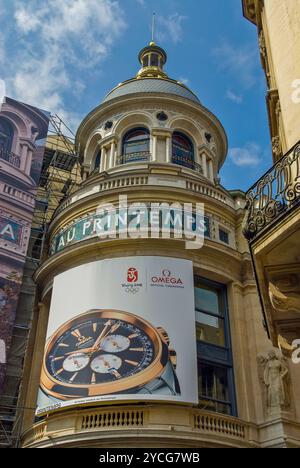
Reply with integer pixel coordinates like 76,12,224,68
122,267,143,294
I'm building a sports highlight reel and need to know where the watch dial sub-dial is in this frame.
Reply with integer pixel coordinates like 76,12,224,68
46,315,155,386
63,353,90,373
91,354,122,374
100,335,130,353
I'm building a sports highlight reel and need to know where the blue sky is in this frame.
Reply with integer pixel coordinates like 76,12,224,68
0,0,272,191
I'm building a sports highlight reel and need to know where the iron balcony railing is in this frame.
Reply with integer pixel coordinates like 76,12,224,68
0,150,21,168
243,141,300,241
118,151,151,165
172,154,203,174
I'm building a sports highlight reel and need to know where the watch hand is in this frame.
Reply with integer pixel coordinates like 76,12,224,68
64,347,95,356
65,321,114,356
93,320,113,350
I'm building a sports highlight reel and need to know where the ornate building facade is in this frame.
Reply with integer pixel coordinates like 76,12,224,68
242,1,300,354
0,97,49,395
18,41,300,448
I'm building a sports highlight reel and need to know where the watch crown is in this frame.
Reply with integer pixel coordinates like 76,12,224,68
169,349,177,369
157,327,170,345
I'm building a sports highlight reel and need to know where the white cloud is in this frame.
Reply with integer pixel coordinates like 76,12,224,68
14,5,43,33
212,41,258,89
229,143,262,167
157,13,187,44
0,32,5,64
3,0,127,131
179,77,190,86
226,90,243,104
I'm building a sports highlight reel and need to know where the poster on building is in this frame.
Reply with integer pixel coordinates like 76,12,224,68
0,96,50,392
36,256,198,415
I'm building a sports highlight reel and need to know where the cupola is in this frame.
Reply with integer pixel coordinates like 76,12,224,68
137,42,168,79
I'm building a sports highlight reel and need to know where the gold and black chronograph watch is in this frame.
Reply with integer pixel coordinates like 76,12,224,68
40,309,181,401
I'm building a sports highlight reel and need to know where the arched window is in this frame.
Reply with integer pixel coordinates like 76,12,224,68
94,151,101,171
122,127,150,163
0,118,14,155
172,131,194,169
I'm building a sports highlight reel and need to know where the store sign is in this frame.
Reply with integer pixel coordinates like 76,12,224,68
36,256,198,415
0,217,23,245
50,209,211,255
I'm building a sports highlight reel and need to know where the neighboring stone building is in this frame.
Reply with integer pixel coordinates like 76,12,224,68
16,41,300,448
242,2,300,358
0,97,49,394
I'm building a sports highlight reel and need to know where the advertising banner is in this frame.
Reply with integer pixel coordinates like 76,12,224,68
0,96,50,392
37,256,198,415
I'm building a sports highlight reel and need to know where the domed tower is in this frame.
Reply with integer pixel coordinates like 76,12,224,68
20,42,289,449
78,41,227,183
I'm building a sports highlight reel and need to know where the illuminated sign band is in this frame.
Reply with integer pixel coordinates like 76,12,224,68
50,207,211,255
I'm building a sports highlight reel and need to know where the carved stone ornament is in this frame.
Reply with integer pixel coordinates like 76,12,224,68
257,350,290,415
275,99,281,117
259,31,266,59
268,274,300,314
272,136,282,158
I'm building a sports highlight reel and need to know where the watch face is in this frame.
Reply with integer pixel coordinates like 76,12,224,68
41,310,169,400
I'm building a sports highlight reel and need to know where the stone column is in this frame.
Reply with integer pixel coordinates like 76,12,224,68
166,136,172,163
201,152,208,178
109,141,116,169
152,135,157,162
100,147,106,172
20,144,28,172
25,149,33,176
208,158,214,182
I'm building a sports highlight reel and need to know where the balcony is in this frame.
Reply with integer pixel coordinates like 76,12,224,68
21,404,253,448
172,154,203,174
243,141,300,347
0,150,21,168
117,151,151,165
243,142,300,242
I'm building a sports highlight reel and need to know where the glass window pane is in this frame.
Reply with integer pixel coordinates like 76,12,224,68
172,132,194,165
195,284,225,317
196,314,225,347
219,229,229,244
150,54,159,66
122,128,150,161
94,151,101,170
126,130,149,142
0,118,14,154
124,141,148,154
198,363,230,403
199,398,231,415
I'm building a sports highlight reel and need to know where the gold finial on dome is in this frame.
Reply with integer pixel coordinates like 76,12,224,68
136,13,168,79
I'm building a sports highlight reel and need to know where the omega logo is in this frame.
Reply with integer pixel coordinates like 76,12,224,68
151,270,183,286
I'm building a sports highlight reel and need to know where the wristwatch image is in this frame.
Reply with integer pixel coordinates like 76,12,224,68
40,309,181,401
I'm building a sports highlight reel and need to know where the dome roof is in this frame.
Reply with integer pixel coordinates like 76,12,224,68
103,78,200,104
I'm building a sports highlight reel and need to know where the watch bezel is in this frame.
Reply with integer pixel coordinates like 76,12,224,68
40,309,170,400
